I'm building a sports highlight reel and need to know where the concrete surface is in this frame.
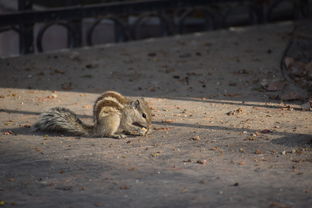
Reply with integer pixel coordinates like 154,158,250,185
0,22,311,208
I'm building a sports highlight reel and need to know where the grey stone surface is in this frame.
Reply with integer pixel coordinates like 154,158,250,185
0,22,311,208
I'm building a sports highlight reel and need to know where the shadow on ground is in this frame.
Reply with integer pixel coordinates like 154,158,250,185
1,22,312,208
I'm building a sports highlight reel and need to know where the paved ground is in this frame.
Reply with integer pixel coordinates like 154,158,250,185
0,22,311,208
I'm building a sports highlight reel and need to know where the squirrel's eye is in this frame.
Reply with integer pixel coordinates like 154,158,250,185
142,113,147,118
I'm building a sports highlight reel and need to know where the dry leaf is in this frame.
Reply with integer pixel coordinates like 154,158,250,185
47,93,58,99
226,108,243,116
238,161,245,166
224,93,241,97
191,136,201,141
161,119,174,123
280,91,305,101
147,52,157,57
269,202,291,208
119,185,129,190
196,159,208,165
151,152,161,157
61,82,73,90
262,80,285,91
3,130,15,135
7,178,16,182
260,129,273,134
53,69,65,74
85,63,98,69
153,127,172,131
82,104,92,109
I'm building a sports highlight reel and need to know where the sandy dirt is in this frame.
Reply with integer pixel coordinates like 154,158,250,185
0,22,311,208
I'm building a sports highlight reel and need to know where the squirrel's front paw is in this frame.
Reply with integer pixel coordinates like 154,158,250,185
138,127,148,136
124,127,148,136
112,134,127,139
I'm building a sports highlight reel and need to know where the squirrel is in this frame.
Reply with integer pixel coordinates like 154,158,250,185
33,91,152,138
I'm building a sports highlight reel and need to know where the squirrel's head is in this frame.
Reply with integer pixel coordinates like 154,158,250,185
127,98,152,133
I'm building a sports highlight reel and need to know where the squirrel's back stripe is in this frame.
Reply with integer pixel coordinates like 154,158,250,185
95,91,128,106
93,91,128,121
94,100,124,120
93,91,128,118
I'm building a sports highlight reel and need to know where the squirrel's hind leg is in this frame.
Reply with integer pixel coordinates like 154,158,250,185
95,113,127,139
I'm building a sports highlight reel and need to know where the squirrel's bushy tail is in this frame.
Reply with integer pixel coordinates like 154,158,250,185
34,107,93,136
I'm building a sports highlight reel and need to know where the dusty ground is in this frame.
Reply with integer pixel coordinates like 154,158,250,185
0,22,311,208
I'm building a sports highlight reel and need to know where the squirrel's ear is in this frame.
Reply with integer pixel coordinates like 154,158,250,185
131,99,140,108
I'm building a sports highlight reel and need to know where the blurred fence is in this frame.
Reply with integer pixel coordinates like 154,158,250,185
0,0,311,55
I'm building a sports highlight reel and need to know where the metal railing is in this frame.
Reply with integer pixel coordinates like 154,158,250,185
0,0,311,55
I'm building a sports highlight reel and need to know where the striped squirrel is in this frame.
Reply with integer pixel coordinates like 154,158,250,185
34,91,152,138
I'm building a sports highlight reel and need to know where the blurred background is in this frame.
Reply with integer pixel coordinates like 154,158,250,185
0,0,311,57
